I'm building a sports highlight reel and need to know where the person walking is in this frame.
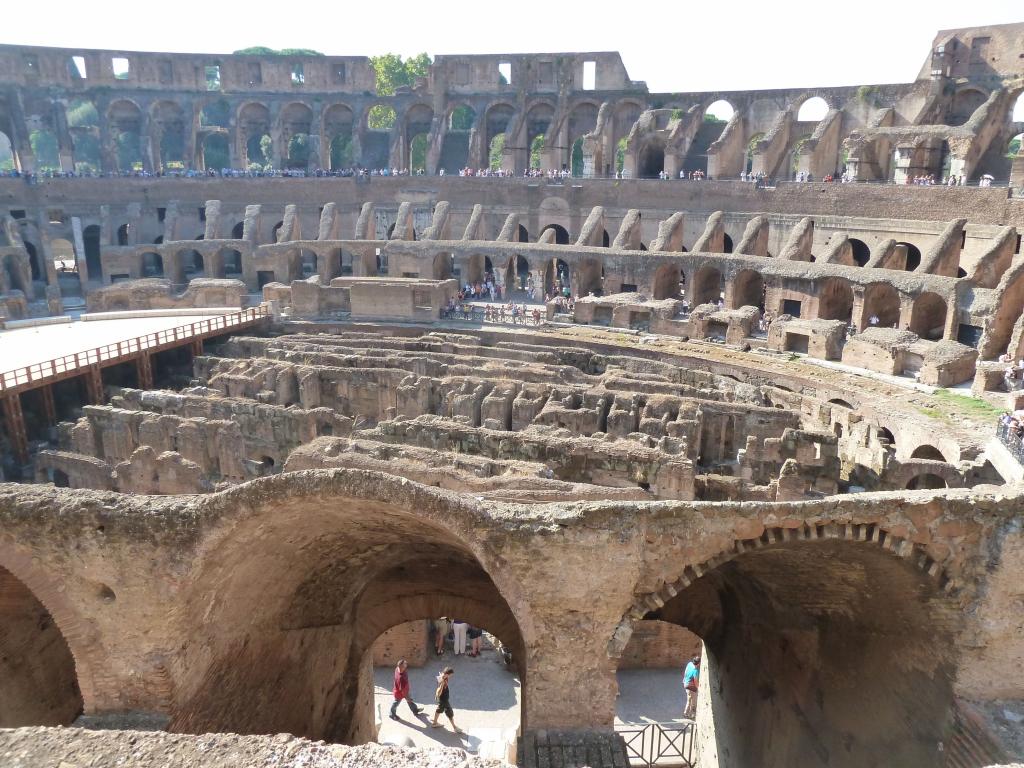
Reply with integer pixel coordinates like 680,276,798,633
683,653,701,720
452,619,468,655
390,659,423,720
431,666,462,733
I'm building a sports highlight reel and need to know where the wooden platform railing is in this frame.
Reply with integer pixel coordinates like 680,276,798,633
0,305,268,395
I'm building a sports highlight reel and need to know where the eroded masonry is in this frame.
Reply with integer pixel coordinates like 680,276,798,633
1,21,1024,768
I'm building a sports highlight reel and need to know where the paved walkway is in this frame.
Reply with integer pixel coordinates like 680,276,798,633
375,656,683,754
0,311,232,373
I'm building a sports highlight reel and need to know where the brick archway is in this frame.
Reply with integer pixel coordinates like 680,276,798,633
0,543,98,720
608,521,966,768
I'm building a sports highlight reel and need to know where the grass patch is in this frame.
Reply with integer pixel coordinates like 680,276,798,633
916,407,942,420
932,388,1003,419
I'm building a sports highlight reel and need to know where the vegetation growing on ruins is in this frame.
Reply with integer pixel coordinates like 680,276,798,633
233,47,324,56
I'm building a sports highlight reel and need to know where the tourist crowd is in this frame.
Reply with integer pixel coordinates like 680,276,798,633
0,166,1009,187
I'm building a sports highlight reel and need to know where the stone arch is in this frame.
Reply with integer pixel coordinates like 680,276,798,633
796,96,829,122
906,472,948,490
817,277,854,322
238,102,272,167
910,444,946,462
199,99,231,129
732,268,764,309
483,102,516,169
897,241,922,271
703,99,735,122
141,252,164,277
543,258,571,297
565,101,599,173
439,103,475,172
947,86,989,126
652,263,683,300
909,292,947,341
0,542,97,721
608,521,962,768
638,139,665,178
848,237,870,266
691,265,723,306
107,99,144,171
151,100,186,169
432,252,454,280
167,473,530,744
403,103,434,172
540,223,570,244
861,282,901,329
83,224,102,279
323,103,355,170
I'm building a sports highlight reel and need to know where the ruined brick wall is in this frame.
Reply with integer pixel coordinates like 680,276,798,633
616,620,701,669
371,620,429,668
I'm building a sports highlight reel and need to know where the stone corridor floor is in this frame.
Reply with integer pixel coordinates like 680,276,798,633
374,653,685,754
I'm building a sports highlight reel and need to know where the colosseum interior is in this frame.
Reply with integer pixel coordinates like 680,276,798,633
1,20,1024,768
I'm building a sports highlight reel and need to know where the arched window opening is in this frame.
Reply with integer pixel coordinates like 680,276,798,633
639,141,665,178
797,97,829,122
223,250,243,276
732,269,765,311
849,238,870,266
141,252,163,277
817,278,854,323
541,224,570,245
909,292,947,341
543,258,571,298
0,565,84,726
409,134,429,173
652,264,684,301
692,266,723,306
861,283,900,329
910,444,946,462
704,100,735,123
614,538,957,767
906,473,947,490
505,255,531,295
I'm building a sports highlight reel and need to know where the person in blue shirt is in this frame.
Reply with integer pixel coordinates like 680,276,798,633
683,653,701,720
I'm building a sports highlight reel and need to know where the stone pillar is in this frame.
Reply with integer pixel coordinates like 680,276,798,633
54,102,75,173
185,100,198,171
98,109,116,173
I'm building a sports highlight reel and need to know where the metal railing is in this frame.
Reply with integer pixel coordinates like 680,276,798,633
996,420,1024,466
616,722,695,767
0,305,268,394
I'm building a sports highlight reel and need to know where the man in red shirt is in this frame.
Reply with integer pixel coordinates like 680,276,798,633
390,659,424,720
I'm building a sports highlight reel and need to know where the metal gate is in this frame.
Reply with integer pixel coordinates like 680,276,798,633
615,722,696,766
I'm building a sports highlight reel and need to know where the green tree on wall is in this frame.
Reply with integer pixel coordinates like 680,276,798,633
367,105,397,131
66,100,99,128
0,136,14,170
571,137,584,176
489,134,505,171
30,129,61,170
233,47,324,56
615,137,627,174
287,133,310,168
410,134,428,172
370,52,432,95
530,135,544,168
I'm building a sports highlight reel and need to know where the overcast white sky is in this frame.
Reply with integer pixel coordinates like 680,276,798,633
2,0,1021,92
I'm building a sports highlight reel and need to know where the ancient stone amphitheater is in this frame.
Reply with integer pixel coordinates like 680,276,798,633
1,22,1024,768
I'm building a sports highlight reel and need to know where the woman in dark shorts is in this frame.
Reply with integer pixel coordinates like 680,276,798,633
431,666,463,733
467,626,483,656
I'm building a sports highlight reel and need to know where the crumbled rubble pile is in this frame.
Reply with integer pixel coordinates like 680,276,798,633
0,727,510,768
